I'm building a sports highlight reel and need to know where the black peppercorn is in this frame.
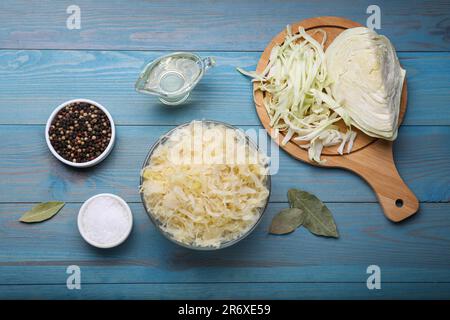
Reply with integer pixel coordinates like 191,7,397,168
48,102,112,163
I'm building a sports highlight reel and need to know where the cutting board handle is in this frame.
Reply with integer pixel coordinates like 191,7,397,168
335,139,419,222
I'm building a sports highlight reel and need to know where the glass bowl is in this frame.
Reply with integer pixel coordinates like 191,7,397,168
139,120,271,250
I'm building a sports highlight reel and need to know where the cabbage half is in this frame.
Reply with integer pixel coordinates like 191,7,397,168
325,27,406,140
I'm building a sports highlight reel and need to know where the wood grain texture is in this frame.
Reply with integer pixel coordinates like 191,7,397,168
326,140,419,222
0,0,449,51
2,283,450,300
0,125,449,203
1,203,449,287
0,50,449,125
0,0,449,300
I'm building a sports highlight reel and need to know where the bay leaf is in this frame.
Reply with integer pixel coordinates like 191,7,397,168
269,208,304,235
19,202,65,223
288,189,339,238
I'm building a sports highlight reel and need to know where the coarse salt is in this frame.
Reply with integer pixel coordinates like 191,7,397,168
78,194,133,248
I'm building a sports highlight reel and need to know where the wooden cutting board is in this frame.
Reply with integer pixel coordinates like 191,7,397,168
253,16,419,222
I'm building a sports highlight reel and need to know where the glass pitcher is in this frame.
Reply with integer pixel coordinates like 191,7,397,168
135,52,215,106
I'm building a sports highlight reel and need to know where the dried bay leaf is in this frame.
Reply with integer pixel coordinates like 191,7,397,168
269,208,304,235
288,189,339,238
19,202,65,223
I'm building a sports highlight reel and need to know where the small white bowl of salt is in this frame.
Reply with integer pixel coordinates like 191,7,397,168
78,193,133,248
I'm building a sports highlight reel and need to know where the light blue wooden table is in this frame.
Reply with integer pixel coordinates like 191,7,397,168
0,0,449,299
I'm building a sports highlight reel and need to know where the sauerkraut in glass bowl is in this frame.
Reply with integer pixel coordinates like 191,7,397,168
140,120,271,250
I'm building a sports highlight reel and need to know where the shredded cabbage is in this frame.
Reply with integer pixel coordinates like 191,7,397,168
238,25,356,163
141,121,270,248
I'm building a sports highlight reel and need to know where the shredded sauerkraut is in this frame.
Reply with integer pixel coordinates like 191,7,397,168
141,121,270,248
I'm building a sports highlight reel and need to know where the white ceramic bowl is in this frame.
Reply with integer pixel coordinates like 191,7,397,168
78,193,133,249
45,98,116,168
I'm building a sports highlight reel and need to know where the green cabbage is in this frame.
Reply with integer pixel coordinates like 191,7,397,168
325,27,405,140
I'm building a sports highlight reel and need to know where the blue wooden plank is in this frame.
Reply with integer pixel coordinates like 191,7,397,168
0,0,448,302
0,50,449,125
0,125,449,203
0,1,448,51
1,283,450,299
1,203,449,286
